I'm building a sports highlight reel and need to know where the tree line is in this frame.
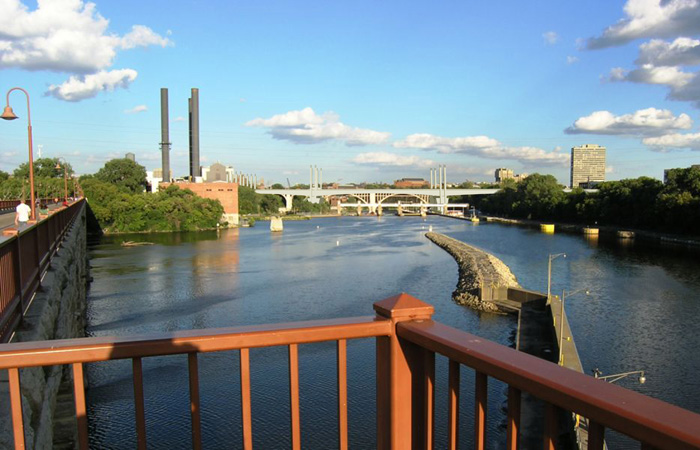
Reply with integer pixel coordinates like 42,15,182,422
1,157,330,233
465,168,700,236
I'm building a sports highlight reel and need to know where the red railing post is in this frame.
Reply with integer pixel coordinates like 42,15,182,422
374,293,435,449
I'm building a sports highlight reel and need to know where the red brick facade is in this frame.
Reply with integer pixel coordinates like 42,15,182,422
160,182,239,225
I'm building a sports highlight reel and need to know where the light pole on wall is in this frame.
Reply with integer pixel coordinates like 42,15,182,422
593,368,646,384
1,87,36,220
547,253,566,303
55,157,70,202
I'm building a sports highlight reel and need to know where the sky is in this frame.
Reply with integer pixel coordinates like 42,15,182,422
1,0,700,186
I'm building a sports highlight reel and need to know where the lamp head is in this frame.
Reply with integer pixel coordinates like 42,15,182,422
55,163,61,170
1,106,18,121
639,374,646,384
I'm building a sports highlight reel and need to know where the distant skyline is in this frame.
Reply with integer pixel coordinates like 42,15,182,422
1,0,700,185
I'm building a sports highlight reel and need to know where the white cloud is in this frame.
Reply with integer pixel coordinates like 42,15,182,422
393,133,499,153
565,108,693,136
543,31,559,45
351,152,436,168
567,56,579,64
173,116,186,122
246,107,391,146
2,151,18,157
124,104,147,114
609,63,700,106
606,166,615,174
46,69,138,102
636,38,700,66
643,132,700,150
393,133,569,166
0,0,171,101
119,25,172,50
0,0,171,73
587,0,700,49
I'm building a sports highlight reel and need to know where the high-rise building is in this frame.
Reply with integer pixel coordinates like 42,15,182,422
495,168,514,183
570,144,606,188
494,168,528,183
125,152,135,161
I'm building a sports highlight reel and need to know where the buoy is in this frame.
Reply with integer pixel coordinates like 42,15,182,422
336,240,340,246
428,225,433,232
540,224,555,234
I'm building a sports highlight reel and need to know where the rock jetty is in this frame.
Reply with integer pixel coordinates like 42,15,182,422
426,232,519,313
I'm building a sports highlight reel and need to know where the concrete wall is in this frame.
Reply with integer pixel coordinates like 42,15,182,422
0,205,89,450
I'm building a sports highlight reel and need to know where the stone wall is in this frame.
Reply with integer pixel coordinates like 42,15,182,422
0,205,89,450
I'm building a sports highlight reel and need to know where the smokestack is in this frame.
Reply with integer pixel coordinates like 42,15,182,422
189,88,200,179
160,88,171,182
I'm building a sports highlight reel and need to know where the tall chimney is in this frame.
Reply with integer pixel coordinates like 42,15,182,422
160,88,171,182
189,88,200,179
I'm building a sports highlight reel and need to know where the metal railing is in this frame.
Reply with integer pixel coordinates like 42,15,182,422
1,292,699,449
0,199,84,342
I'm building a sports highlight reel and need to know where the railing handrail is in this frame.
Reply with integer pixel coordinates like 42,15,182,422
0,315,390,368
0,199,85,342
397,319,700,450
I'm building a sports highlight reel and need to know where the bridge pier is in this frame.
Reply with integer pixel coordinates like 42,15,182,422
282,194,294,212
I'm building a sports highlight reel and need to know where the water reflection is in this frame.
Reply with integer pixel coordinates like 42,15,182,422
85,217,700,450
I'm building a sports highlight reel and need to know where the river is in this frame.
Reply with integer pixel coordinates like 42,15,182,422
85,215,700,449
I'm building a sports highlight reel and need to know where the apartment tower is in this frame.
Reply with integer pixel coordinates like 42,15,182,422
570,144,606,188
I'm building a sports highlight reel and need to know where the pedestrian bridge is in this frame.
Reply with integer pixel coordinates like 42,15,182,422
1,293,697,449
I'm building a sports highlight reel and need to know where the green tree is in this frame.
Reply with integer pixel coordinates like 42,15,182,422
13,157,73,179
95,158,147,194
0,170,9,182
271,183,285,189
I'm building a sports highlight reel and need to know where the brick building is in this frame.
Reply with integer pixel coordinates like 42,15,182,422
161,181,239,226
394,178,428,188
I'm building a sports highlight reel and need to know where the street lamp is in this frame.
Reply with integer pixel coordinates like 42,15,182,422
593,368,646,384
547,253,566,302
558,288,589,366
55,158,70,202
1,87,36,220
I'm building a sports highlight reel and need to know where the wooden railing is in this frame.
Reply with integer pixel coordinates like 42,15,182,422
0,199,84,342
1,293,699,449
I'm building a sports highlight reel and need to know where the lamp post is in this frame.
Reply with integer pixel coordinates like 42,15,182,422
593,368,646,384
1,87,36,220
558,288,589,366
55,157,69,202
547,253,566,303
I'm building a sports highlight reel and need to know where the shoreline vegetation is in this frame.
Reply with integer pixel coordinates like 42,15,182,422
425,232,519,313
463,169,700,240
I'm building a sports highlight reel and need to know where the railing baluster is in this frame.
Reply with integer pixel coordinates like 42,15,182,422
507,386,521,450
132,357,147,450
424,349,435,450
588,420,604,450
188,353,202,450
337,339,348,450
543,402,557,450
448,359,460,450
240,348,253,450
72,362,89,450
289,343,301,450
475,371,487,450
8,368,26,450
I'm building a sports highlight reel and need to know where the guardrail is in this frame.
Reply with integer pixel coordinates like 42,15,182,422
0,199,84,342
0,200,21,213
1,293,699,449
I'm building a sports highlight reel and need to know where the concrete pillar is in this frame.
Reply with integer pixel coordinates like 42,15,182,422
283,194,294,212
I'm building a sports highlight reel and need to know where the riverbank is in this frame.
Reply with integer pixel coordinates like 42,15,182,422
425,232,518,313
481,215,700,248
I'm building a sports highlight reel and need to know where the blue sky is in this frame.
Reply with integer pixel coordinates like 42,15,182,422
2,0,700,185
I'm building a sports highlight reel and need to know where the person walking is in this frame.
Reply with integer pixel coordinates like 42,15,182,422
15,199,31,230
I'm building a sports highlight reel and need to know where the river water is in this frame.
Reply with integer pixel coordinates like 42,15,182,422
85,216,700,449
